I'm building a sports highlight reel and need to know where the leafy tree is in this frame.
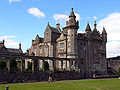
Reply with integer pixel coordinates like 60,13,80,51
118,67,120,76
27,61,32,70
0,61,6,70
44,61,49,71
10,58,17,70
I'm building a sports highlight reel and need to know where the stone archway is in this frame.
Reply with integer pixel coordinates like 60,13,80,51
44,61,49,71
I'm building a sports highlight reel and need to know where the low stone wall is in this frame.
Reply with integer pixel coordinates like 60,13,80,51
0,71,84,84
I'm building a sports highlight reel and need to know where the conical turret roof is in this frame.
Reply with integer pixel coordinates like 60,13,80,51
102,27,107,34
85,22,91,32
69,8,76,17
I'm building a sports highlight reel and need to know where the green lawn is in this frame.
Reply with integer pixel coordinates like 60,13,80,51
0,79,120,90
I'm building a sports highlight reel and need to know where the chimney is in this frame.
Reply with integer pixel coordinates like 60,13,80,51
56,23,60,29
19,42,21,49
3,39,5,46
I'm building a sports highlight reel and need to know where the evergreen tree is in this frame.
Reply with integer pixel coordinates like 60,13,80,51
118,67,120,76
10,58,17,70
44,61,49,71
0,61,6,70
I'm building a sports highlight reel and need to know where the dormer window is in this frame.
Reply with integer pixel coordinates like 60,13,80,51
60,42,64,49
40,48,42,53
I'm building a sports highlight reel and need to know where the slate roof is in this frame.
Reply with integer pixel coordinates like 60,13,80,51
46,23,61,33
107,56,120,60
50,26,61,33
7,48,23,54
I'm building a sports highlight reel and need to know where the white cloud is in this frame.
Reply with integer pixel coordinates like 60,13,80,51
75,13,81,21
53,13,81,26
107,41,120,57
53,14,68,21
27,7,45,18
87,16,98,20
53,13,81,21
9,0,22,3
0,35,19,48
98,12,120,57
93,16,98,19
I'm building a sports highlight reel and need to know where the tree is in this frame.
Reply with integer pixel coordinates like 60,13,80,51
10,58,17,70
44,61,49,71
27,61,32,70
0,61,6,70
118,67,120,77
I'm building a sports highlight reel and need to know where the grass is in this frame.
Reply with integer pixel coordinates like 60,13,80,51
0,79,120,90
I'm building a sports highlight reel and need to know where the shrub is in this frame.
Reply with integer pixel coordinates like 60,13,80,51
0,61,6,70
10,58,17,70
27,61,32,70
118,67,120,76
43,61,49,71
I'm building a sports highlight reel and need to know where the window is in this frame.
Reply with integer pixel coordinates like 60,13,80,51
45,47,49,56
94,48,96,53
60,42,64,49
68,42,70,48
34,48,36,56
40,48,42,53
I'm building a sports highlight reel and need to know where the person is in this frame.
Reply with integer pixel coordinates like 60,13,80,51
48,70,53,82
93,73,96,79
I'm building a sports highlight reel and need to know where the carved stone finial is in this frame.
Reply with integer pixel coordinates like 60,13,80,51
94,21,97,30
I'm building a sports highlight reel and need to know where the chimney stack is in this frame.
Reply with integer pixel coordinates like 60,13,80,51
3,39,5,46
56,23,60,29
19,42,21,49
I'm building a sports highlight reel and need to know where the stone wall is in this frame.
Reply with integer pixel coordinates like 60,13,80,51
0,71,84,84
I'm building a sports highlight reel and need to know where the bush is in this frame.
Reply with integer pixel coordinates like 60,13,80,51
118,67,120,76
43,61,49,71
27,61,32,70
10,58,17,70
0,61,6,70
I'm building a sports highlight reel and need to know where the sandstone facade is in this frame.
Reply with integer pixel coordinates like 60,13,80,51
28,8,107,76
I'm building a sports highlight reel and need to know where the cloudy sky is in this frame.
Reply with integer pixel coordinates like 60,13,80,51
0,0,120,58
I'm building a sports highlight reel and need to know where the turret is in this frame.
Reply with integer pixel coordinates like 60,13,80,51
85,22,91,32
102,27,107,43
85,22,91,38
66,8,79,27
66,8,79,58
91,21,100,36
94,21,97,31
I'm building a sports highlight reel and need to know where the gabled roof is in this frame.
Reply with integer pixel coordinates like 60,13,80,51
50,26,61,33
45,22,61,34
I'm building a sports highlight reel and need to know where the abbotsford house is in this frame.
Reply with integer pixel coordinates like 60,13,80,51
1,8,119,83
27,8,107,75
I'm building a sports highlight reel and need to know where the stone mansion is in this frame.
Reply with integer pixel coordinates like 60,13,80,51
28,8,107,75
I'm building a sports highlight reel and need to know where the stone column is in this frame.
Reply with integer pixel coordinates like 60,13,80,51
76,60,79,71
6,60,10,72
61,60,63,70
42,60,45,71
32,60,34,72
21,59,25,71
32,59,39,72
69,60,72,70
65,60,67,70
51,60,56,71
